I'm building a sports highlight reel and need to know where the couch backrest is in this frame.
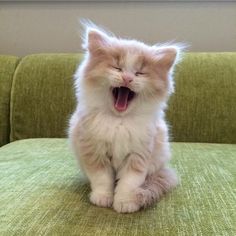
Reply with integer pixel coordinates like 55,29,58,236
0,55,19,147
167,53,236,144
9,53,236,144
10,54,82,142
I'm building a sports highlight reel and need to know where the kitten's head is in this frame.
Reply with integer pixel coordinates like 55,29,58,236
77,24,184,116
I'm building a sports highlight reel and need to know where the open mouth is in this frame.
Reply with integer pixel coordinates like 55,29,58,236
112,86,136,112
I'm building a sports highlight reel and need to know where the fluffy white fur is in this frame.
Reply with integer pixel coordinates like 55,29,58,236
69,23,183,213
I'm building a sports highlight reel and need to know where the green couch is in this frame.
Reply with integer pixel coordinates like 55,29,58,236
0,53,235,235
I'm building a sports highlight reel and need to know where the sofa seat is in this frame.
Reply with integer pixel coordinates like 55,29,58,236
0,139,235,235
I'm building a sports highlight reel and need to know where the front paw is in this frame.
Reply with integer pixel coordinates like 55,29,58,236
113,200,140,213
90,191,113,208
113,193,140,213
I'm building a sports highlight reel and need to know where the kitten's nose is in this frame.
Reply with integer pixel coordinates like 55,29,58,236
122,74,133,85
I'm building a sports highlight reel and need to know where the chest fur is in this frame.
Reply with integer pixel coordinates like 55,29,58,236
84,113,154,169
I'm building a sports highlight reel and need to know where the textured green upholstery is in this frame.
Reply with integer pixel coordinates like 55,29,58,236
10,54,83,142
0,139,235,235
9,53,236,143
0,55,19,146
167,53,236,144
0,53,235,235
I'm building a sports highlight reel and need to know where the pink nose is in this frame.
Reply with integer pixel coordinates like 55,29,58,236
122,74,133,84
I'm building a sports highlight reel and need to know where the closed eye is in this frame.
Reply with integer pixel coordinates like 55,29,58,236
135,72,145,76
112,66,122,72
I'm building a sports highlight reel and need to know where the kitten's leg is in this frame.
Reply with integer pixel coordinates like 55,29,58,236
136,120,179,208
69,115,114,208
113,153,148,213
82,159,114,208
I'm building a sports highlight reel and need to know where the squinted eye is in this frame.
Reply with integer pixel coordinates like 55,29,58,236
135,72,144,76
113,66,122,72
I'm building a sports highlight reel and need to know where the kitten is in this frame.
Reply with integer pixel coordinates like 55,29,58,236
69,23,183,213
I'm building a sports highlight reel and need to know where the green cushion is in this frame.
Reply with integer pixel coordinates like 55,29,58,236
0,55,19,147
10,54,83,142
0,139,235,235
167,53,236,144
10,53,236,144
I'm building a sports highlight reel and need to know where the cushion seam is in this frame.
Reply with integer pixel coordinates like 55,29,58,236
9,57,22,143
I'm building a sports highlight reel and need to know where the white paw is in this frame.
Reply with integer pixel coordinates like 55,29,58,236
90,191,113,208
113,199,140,213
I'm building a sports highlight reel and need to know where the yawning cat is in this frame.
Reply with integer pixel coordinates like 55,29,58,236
69,23,183,213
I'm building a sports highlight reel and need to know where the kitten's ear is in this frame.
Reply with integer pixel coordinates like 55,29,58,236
83,27,111,54
153,45,184,71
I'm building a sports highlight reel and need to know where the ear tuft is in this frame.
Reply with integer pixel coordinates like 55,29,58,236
153,43,187,71
80,19,112,53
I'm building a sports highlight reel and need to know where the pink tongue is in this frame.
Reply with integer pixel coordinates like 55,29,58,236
115,87,130,112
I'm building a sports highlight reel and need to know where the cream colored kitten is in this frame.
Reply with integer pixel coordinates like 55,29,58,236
69,24,183,213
